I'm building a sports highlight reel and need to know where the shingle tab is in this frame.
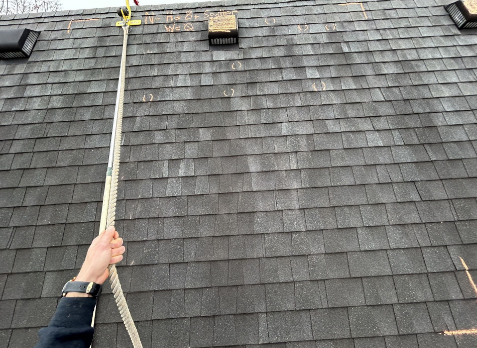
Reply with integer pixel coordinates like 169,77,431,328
309,253,350,280
326,278,365,307
0,250,16,274
348,250,392,277
386,202,421,224
394,274,434,303
349,305,398,337
267,311,313,342
388,248,427,274
394,303,433,334
428,272,463,301
310,308,351,340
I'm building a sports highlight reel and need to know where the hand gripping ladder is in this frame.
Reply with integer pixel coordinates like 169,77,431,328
92,1,142,347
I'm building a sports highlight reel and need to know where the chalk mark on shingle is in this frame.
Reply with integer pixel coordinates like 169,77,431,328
325,23,337,31
165,23,182,32
339,2,368,19
460,257,477,296
142,94,154,102
231,61,242,70
444,329,477,336
312,82,326,91
297,24,309,32
224,88,235,97
144,12,161,24
67,18,100,33
442,257,477,336
144,9,203,24
264,18,276,25
183,23,194,31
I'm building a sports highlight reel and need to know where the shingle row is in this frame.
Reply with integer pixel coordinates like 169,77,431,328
72,300,477,345
1,218,476,249
4,295,470,344
2,145,476,176
0,197,476,229
2,243,475,279
3,111,476,143
2,77,476,104
3,54,476,88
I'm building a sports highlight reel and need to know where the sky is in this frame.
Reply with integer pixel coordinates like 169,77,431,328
60,0,208,10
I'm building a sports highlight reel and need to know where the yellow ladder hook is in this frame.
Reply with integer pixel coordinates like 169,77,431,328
116,0,142,27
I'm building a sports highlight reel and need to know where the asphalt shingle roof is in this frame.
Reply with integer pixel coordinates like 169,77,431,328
1,0,477,346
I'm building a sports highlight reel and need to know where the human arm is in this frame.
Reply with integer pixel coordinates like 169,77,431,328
34,226,125,348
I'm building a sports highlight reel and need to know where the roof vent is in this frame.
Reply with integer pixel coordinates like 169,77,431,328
445,0,477,29
0,29,40,59
208,14,238,45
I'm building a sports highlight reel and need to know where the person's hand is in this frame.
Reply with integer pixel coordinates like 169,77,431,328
75,226,125,285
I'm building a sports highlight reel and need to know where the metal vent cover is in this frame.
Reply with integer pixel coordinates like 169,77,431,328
445,1,477,29
208,14,238,45
0,29,40,59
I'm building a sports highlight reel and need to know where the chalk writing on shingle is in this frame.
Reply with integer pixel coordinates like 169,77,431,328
312,82,326,91
163,22,194,31
142,9,237,25
67,18,100,33
231,61,242,70
141,9,238,32
325,23,336,31
264,18,276,25
460,257,477,296
297,24,309,32
443,257,477,336
144,12,161,24
184,10,194,20
164,23,183,32
142,94,154,102
223,89,235,97
445,329,477,335
183,23,194,31
166,11,182,22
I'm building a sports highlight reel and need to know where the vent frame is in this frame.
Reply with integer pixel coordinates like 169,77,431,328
0,29,40,59
208,14,239,46
445,1,477,29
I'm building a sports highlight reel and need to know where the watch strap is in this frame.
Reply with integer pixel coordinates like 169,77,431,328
62,281,102,297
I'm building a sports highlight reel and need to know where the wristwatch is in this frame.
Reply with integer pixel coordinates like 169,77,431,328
62,279,102,298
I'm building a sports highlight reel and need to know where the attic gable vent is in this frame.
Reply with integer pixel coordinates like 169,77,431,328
208,14,238,45
0,29,40,59
445,0,477,29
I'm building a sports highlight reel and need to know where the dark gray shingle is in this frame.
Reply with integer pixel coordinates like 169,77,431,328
349,305,398,337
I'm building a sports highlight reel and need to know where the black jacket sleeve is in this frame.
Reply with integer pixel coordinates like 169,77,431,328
34,297,97,348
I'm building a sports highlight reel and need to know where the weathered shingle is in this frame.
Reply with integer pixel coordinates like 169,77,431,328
349,305,398,337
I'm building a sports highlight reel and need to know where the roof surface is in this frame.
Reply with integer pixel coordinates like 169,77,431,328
1,0,477,347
